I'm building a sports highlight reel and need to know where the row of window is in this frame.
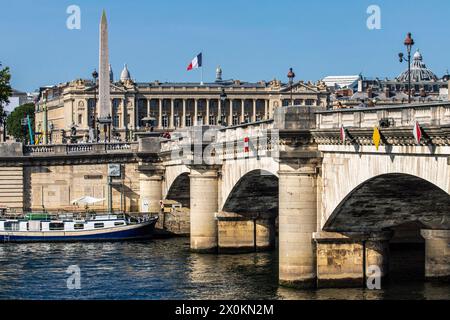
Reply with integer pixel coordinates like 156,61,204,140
143,114,265,128
2,221,125,231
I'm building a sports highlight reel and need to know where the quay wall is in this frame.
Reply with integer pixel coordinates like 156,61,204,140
23,163,141,213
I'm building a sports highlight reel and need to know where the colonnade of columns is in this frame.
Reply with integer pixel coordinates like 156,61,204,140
135,98,270,130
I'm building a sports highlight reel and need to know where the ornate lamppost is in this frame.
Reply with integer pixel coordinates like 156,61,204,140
398,32,415,103
287,67,296,106
92,69,98,141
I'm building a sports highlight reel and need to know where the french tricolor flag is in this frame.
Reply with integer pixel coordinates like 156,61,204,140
187,53,202,71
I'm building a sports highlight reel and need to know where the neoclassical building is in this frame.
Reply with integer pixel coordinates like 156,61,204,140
35,66,330,143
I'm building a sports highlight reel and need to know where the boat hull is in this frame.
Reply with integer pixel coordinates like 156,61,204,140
0,220,157,243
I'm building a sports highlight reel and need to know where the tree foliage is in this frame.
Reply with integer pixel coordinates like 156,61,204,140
0,62,12,125
6,103,35,142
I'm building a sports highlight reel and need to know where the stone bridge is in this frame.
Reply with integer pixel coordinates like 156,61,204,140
1,101,450,288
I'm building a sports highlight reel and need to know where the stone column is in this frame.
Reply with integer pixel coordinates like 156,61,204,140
194,99,198,126
189,166,219,252
252,99,257,122
84,99,89,129
278,163,318,288
229,99,234,125
206,99,210,125
265,100,269,120
182,99,186,128
365,231,392,280
169,99,174,129
217,99,222,125
138,166,164,214
158,99,162,129
421,229,450,280
147,98,150,117
241,99,245,124
122,98,127,128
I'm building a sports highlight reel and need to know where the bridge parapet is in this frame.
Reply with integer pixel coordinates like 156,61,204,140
316,102,450,129
23,142,138,156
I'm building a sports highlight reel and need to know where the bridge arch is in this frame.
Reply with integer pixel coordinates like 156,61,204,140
222,169,279,216
219,169,278,253
322,172,450,283
163,165,190,200
165,172,190,208
220,157,279,210
320,152,450,229
323,173,450,232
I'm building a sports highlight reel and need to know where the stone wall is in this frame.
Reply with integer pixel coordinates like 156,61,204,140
0,166,24,212
24,163,140,212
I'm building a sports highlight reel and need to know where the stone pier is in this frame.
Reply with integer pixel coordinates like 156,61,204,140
138,165,164,214
421,230,450,281
189,166,219,253
216,212,276,253
278,163,318,288
314,231,392,288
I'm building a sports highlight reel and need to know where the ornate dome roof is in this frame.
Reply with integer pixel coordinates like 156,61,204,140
120,64,131,82
397,50,438,82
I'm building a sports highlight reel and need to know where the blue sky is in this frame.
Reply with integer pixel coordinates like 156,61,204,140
1,0,449,92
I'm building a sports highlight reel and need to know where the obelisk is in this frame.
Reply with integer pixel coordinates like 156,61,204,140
98,10,111,141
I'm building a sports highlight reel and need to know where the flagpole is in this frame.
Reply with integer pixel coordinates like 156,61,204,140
200,67,204,86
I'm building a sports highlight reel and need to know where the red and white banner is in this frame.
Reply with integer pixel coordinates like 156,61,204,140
413,121,422,144
244,137,250,153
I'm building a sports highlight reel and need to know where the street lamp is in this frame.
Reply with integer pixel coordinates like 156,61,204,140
287,67,296,106
92,69,98,141
107,114,112,143
220,88,227,126
398,32,415,103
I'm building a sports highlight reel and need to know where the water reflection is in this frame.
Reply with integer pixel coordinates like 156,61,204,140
0,238,448,300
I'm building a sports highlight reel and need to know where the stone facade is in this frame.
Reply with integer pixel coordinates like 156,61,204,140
34,77,329,144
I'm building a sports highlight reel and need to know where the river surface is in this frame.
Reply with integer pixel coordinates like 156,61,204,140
0,237,449,300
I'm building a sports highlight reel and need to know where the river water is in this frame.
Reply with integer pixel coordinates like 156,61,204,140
0,237,448,300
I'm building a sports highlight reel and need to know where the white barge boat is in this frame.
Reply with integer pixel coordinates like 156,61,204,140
0,212,158,242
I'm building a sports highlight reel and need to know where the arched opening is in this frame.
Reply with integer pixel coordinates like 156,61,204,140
163,173,190,235
166,173,190,208
324,173,450,283
220,170,279,253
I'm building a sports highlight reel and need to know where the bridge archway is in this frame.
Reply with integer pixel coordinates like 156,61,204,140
324,173,450,232
165,172,190,208
219,169,279,253
323,173,450,282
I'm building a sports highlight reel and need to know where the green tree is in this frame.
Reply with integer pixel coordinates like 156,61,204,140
6,103,35,143
0,62,12,141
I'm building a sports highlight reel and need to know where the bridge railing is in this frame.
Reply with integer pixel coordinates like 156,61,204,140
315,102,450,129
23,142,138,156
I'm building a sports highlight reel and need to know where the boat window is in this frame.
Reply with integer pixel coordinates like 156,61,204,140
74,223,84,230
114,222,125,226
4,222,20,231
49,222,65,231
94,223,104,229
